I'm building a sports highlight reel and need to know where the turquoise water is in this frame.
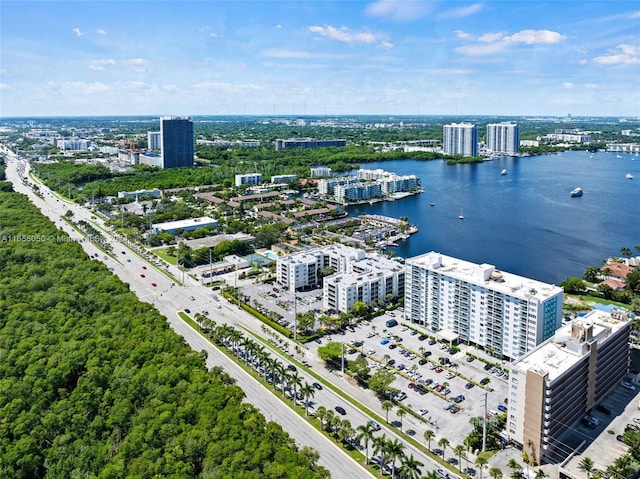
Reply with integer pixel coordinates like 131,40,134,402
348,151,640,284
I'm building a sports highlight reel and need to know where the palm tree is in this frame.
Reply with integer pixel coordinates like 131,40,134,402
635,244,640,255
300,382,315,416
273,362,286,391
400,454,424,479
323,409,335,433
453,444,467,472
373,435,390,478
356,422,376,465
281,369,292,398
397,408,407,431
330,414,342,437
423,429,435,451
289,370,303,402
578,457,594,479
386,438,405,478
382,400,394,423
621,247,632,258
339,420,354,445
507,458,522,479
438,437,450,461
316,406,327,430
476,454,489,479
489,467,504,479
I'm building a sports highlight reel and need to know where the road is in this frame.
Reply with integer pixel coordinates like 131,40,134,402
4,149,455,478
3,153,371,479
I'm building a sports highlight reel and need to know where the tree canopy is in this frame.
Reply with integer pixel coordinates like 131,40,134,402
0,190,329,479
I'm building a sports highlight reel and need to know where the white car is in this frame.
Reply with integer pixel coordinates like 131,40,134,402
368,349,376,355
445,372,455,379
419,408,428,416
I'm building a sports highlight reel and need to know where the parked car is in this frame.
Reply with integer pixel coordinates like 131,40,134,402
380,338,390,345
497,404,508,413
465,382,475,389
622,381,636,391
419,408,428,415
419,359,427,365
453,395,465,403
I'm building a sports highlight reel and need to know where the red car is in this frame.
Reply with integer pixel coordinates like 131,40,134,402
435,367,444,373
151,282,157,287
142,266,147,269
408,383,415,389
140,274,145,278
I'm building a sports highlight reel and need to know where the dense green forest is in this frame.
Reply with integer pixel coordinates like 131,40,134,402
0,190,329,478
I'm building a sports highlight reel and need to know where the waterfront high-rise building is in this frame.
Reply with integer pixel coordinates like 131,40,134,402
486,122,520,155
159,116,194,168
443,123,478,157
509,308,631,464
404,252,563,360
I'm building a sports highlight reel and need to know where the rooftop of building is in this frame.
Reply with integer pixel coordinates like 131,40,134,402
153,216,217,231
407,251,563,299
513,308,632,381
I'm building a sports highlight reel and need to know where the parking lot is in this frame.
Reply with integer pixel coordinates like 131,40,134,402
305,308,511,443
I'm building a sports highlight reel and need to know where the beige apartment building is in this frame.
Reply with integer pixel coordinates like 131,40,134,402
508,308,632,464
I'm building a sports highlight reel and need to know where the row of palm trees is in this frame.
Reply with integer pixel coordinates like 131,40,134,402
353,420,424,478
195,316,318,416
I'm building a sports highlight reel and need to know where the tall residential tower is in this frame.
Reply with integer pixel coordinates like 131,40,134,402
486,122,520,155
443,123,478,157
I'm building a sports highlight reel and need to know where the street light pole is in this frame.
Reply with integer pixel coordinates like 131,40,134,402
293,291,297,341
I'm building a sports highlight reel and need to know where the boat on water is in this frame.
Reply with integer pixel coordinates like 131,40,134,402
570,187,583,197
430,201,435,206
501,169,508,175
458,208,464,220
626,173,634,179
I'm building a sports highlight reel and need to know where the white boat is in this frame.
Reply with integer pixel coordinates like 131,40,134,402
430,201,435,206
626,173,633,179
501,169,508,175
458,208,464,220
570,187,583,197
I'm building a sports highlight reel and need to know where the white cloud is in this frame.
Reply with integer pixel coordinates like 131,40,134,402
562,82,574,89
96,29,106,35
262,49,311,59
579,59,588,65
49,81,109,95
72,28,84,37
210,32,219,38
439,3,484,19
0,83,8,90
365,0,432,22
456,29,565,56
379,41,394,50
455,42,507,56
276,24,282,29
592,44,639,65
309,25,376,44
122,58,149,73
454,30,473,40
89,59,116,71
478,32,504,43
503,29,565,45
584,83,598,89
190,81,263,95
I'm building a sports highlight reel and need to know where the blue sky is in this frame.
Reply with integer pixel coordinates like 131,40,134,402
1,1,639,117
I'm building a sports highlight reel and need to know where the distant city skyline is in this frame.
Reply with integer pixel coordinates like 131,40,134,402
1,1,639,117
